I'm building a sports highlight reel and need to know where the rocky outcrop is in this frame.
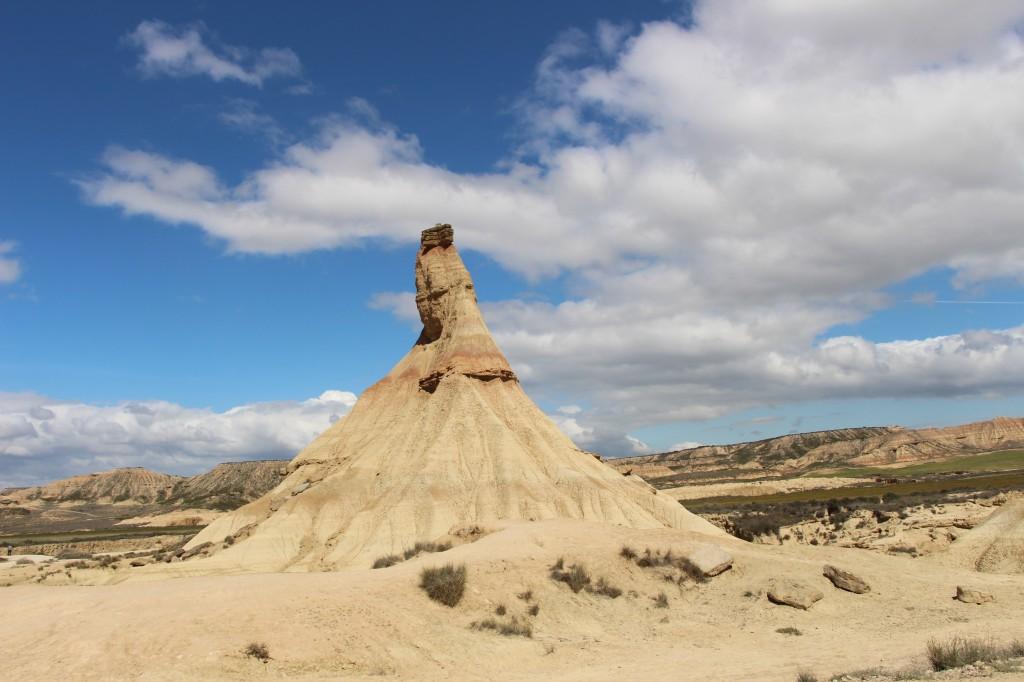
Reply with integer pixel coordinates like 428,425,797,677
767,580,824,609
686,545,733,577
185,225,718,572
822,564,870,594
955,586,995,604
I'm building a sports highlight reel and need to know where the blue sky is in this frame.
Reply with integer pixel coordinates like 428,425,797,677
2,1,1024,485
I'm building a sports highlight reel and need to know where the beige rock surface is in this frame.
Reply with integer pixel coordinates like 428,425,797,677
937,497,1024,574
823,564,870,594
767,579,824,610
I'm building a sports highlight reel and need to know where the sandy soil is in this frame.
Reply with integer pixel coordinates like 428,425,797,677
3,518,1023,681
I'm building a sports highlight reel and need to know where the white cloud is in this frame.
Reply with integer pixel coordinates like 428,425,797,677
670,441,704,451
83,2,1024,454
125,20,303,87
0,390,356,487
367,291,419,327
218,99,289,146
0,241,21,284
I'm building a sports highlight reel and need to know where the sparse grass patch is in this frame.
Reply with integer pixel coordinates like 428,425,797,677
243,641,271,662
528,603,540,616
517,589,533,601
372,541,452,568
495,604,506,616
926,635,1024,671
403,541,451,561
776,627,802,636
653,592,669,608
796,671,818,682
620,545,637,560
627,548,708,583
419,563,466,607
372,554,402,569
470,617,532,638
15,558,32,565
550,558,620,597
550,558,590,593
589,577,622,599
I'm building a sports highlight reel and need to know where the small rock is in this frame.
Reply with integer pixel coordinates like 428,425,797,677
686,545,734,577
290,482,310,496
823,564,870,594
955,586,994,604
767,580,823,610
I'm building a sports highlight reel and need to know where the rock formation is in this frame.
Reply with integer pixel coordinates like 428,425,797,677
185,224,712,570
611,417,1024,483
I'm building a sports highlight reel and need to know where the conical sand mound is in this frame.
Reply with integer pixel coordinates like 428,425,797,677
185,225,713,570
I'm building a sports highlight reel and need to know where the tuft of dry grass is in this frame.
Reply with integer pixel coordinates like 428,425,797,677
372,554,402,569
589,577,622,599
653,592,669,609
517,589,533,602
419,564,466,607
373,541,452,569
620,545,637,560
243,642,271,663
528,603,540,616
796,672,817,682
471,617,532,638
927,635,1024,671
776,627,802,636
550,558,590,593
495,604,506,616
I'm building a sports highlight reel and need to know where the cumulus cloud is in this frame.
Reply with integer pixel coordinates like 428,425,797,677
125,20,303,87
0,242,21,284
0,390,356,488
83,2,1024,454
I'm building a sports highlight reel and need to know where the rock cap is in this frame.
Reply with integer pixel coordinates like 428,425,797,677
421,223,454,251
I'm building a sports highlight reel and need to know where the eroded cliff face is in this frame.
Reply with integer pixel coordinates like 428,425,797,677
183,225,715,572
611,418,1024,484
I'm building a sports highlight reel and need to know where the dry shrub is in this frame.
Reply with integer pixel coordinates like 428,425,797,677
15,558,32,566
495,604,506,616
517,589,533,601
620,545,637,560
653,592,669,609
419,563,466,607
372,554,401,569
244,642,271,662
550,558,620,598
528,603,540,616
589,577,622,599
776,627,802,636
550,558,590,593
796,672,817,682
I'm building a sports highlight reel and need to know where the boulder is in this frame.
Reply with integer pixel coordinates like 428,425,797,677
822,564,870,594
687,545,734,577
768,580,823,610
955,586,994,604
